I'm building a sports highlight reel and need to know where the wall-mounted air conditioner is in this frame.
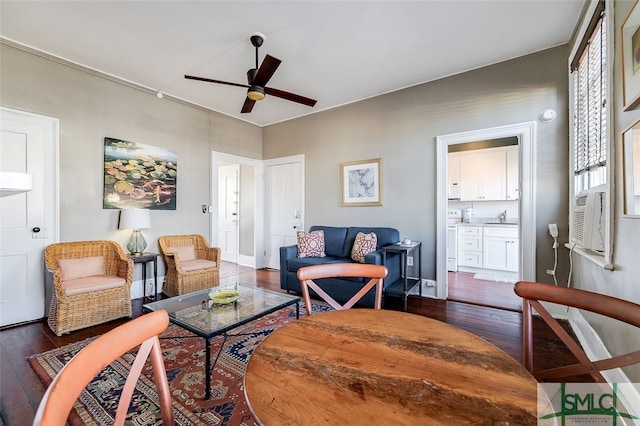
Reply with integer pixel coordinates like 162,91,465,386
571,185,606,252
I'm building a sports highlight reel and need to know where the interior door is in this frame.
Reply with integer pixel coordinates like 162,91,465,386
265,160,303,269
218,164,239,263
0,108,57,327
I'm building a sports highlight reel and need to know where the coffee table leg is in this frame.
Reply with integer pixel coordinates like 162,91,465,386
205,338,211,400
296,301,300,319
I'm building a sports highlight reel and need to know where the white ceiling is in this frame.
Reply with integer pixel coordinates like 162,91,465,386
1,1,585,127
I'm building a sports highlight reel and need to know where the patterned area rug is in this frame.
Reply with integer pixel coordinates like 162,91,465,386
28,301,330,425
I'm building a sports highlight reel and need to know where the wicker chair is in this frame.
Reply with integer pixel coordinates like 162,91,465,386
158,234,221,297
44,240,133,336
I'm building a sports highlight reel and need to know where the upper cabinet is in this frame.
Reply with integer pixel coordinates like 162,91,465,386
506,148,519,200
448,146,518,202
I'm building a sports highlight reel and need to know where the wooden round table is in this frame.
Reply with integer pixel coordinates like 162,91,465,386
244,309,539,425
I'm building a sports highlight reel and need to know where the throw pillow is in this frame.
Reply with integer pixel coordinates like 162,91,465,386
351,232,378,263
58,256,105,281
297,230,326,258
169,245,196,261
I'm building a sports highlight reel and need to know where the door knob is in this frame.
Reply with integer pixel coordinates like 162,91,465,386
32,227,41,233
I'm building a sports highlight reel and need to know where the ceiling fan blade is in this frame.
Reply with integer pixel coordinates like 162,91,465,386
252,55,281,87
185,75,249,89
241,97,256,113
265,87,317,107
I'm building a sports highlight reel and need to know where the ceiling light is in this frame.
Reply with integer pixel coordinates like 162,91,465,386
247,85,265,101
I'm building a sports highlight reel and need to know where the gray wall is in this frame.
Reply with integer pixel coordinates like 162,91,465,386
0,43,262,279
263,46,570,283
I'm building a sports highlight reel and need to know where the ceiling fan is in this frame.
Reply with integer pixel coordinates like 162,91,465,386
185,33,317,114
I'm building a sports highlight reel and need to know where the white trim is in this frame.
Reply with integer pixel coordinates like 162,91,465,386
567,0,615,268
211,152,264,269
436,121,536,299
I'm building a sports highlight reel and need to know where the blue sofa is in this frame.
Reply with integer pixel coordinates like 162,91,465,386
279,226,401,307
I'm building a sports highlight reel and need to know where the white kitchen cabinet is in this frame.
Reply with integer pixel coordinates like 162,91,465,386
448,153,461,200
459,148,507,201
457,225,483,268
482,226,519,272
506,147,519,200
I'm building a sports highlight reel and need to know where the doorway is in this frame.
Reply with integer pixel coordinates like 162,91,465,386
435,122,536,309
0,107,59,327
211,152,262,268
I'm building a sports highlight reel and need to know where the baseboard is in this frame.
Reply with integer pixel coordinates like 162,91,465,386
568,309,640,408
237,254,255,268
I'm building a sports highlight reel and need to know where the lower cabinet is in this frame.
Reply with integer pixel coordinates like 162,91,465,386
457,226,483,268
482,227,519,272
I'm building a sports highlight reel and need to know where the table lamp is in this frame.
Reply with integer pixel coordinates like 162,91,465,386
119,209,151,255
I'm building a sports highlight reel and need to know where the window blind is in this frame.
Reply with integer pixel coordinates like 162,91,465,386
572,5,607,185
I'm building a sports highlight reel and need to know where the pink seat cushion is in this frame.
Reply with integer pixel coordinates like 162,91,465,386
62,275,126,296
181,259,217,272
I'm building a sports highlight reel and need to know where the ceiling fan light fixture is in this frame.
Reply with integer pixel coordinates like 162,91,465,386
247,85,265,101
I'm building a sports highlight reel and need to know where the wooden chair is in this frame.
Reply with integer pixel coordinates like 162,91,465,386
514,281,640,383
44,240,133,336
33,310,174,425
297,263,388,316
158,234,221,296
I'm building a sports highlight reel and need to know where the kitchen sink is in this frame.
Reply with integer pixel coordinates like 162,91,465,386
483,221,518,225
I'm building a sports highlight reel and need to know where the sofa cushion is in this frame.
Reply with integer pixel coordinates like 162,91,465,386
351,232,378,263
168,245,196,261
296,230,326,258
62,275,125,296
58,256,105,281
310,226,349,257
287,256,347,272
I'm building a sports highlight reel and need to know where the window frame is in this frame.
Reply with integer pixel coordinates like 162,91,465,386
568,0,614,268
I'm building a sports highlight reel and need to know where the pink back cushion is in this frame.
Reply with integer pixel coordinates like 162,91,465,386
169,245,196,261
58,256,105,281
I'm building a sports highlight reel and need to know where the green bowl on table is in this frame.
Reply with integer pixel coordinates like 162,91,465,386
208,289,240,304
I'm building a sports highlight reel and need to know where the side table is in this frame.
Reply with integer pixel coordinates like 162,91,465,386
128,252,159,300
382,242,422,311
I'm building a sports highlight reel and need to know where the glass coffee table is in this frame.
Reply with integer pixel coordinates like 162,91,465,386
143,284,300,399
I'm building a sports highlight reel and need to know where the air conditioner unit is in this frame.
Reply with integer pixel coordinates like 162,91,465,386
571,185,606,252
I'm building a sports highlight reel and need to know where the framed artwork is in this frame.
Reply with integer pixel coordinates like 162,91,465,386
103,137,177,210
622,120,640,217
622,0,640,111
340,158,382,206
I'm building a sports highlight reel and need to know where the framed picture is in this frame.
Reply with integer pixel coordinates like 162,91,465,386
340,158,382,206
103,137,177,210
622,0,640,111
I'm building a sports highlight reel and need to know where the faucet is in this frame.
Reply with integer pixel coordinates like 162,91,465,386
499,210,507,223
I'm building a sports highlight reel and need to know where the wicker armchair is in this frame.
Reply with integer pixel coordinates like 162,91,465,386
44,240,133,336
158,234,221,297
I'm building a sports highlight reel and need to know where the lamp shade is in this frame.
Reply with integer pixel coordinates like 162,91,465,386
119,209,151,230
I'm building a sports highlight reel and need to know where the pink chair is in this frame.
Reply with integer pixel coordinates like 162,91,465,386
33,310,174,425
514,281,640,382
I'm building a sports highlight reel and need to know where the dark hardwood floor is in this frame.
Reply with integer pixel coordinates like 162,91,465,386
447,271,522,312
0,262,585,425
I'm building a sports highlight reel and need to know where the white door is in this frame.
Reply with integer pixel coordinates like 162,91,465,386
218,164,239,263
265,160,303,269
0,108,57,327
